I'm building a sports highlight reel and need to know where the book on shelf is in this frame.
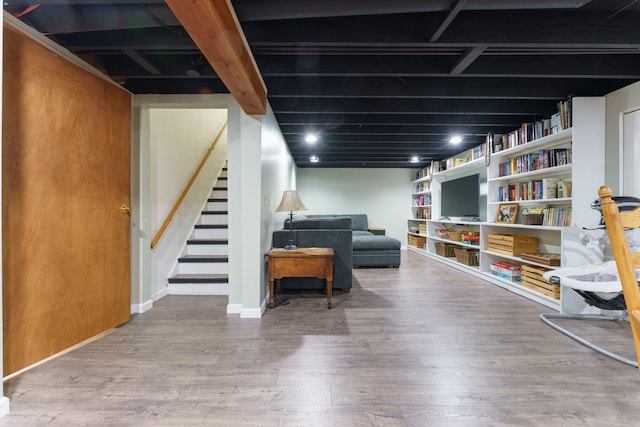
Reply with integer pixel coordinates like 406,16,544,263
415,207,432,220
543,207,572,227
491,98,572,154
498,146,572,177
542,178,559,199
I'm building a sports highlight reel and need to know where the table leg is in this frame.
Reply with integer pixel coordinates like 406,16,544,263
326,278,333,309
269,278,275,308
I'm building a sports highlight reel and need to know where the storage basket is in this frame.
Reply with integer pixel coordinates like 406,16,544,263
435,243,456,257
447,231,463,242
454,248,479,266
521,208,545,225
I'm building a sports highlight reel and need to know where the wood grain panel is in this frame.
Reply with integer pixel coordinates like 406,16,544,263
2,24,131,376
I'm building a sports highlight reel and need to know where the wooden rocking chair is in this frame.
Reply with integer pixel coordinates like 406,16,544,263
599,185,640,372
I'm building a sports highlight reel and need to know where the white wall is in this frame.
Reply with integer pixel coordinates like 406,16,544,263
605,80,640,194
150,108,227,235
296,168,415,245
227,102,296,317
260,104,297,303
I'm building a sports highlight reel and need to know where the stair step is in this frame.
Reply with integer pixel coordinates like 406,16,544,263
177,255,228,273
187,239,228,245
217,177,227,181
193,224,227,239
167,274,229,295
200,211,228,225
208,198,227,202
213,187,227,191
168,274,228,284
207,201,227,210
178,255,228,263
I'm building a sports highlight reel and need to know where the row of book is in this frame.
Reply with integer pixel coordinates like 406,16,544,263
414,181,431,193
415,163,434,180
498,178,572,202
542,207,572,227
412,195,432,206
497,178,566,202
491,99,572,153
414,207,432,220
498,147,572,177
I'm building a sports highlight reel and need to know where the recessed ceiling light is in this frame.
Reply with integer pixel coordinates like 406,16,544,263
305,134,318,143
410,156,420,163
309,155,320,163
449,135,462,144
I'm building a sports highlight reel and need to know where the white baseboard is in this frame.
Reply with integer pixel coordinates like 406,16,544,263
0,397,9,418
168,283,229,295
152,287,169,302
227,303,242,314
130,299,153,314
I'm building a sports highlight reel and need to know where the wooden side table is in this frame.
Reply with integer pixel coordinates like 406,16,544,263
267,247,334,309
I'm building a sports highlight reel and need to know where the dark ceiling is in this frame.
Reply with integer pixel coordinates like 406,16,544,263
6,0,640,168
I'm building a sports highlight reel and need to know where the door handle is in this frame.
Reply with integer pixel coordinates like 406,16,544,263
120,204,134,215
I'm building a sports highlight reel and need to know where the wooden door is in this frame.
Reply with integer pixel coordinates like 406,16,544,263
2,25,131,376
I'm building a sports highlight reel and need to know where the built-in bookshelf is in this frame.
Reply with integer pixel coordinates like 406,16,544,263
407,97,606,311
408,164,434,251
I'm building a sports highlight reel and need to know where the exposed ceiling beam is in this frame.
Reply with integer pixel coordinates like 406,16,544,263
122,48,161,75
165,0,267,115
450,46,486,74
430,0,468,42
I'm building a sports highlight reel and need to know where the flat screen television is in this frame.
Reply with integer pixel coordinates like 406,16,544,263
440,173,480,220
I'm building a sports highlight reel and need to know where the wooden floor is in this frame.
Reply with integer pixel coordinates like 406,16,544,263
2,249,640,426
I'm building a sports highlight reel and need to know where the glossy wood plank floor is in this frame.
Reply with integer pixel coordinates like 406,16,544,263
2,250,640,426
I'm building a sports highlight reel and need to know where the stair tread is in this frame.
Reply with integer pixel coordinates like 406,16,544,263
194,224,228,229
212,187,227,190
187,239,228,245
178,255,229,262
208,198,227,202
168,274,228,284
201,210,228,215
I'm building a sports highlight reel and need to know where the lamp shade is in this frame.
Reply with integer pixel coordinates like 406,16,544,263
275,190,307,213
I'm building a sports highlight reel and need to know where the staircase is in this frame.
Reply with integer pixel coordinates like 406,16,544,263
167,167,229,295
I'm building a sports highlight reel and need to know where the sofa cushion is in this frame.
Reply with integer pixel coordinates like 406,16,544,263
352,235,401,251
346,214,369,231
286,216,352,230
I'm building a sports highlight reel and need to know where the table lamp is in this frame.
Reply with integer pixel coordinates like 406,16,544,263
276,190,307,250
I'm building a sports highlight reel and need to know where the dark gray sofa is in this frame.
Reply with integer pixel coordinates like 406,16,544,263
272,216,353,291
273,214,400,289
